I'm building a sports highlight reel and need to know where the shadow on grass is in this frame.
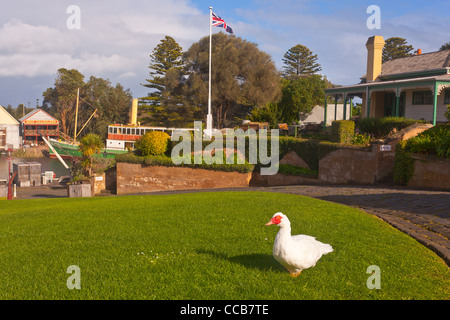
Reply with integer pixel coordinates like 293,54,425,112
196,249,285,273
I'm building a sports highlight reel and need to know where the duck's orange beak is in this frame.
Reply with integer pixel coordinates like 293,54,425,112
265,220,274,226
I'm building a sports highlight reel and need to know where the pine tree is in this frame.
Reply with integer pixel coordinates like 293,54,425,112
439,42,450,51
282,44,322,78
142,36,184,106
382,37,414,63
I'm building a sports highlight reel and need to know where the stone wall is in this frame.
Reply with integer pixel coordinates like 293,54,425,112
318,144,396,184
67,183,92,197
408,155,450,191
90,173,105,195
250,172,320,187
116,163,252,195
0,185,6,198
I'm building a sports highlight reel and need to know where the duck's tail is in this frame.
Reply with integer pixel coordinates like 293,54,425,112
320,242,333,255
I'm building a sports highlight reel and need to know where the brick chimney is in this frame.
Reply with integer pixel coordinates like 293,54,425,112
366,36,385,82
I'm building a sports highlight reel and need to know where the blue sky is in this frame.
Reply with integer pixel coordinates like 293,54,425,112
0,0,448,109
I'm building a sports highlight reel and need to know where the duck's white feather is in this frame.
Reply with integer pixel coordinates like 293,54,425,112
268,213,333,275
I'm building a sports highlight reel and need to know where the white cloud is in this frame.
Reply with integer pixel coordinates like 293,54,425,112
0,20,77,54
0,0,209,80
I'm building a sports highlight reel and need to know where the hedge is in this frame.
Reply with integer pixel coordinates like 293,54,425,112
356,117,427,139
393,140,415,185
115,153,254,174
392,124,450,185
330,120,355,144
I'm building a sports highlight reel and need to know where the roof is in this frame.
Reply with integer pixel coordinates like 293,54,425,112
326,74,450,94
382,49,449,74
19,108,58,123
0,105,19,125
362,49,450,81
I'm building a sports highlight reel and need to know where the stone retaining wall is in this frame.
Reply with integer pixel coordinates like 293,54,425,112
318,144,395,184
116,163,253,195
408,155,450,191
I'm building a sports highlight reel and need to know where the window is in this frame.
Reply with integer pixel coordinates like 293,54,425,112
412,91,433,105
444,90,450,104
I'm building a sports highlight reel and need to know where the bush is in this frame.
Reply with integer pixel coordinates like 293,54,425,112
136,131,170,156
393,140,415,185
356,117,427,139
278,164,318,178
436,132,450,158
351,129,371,146
115,153,254,174
330,120,355,144
405,124,450,158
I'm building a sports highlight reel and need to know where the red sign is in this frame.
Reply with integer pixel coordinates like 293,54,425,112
24,120,59,124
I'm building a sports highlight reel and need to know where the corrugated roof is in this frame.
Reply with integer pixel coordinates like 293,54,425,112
19,108,58,123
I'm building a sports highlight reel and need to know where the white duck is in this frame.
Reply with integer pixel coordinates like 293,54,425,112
265,212,333,277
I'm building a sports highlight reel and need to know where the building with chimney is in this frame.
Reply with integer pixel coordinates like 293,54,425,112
324,36,450,125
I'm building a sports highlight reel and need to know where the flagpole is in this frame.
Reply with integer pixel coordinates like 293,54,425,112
206,6,213,138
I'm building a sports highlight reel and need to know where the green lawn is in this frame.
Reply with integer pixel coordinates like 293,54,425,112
0,191,448,300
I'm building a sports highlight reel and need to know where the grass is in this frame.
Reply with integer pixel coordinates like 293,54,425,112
0,191,448,300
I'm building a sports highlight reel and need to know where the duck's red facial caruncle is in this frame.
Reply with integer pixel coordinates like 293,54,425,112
265,215,282,226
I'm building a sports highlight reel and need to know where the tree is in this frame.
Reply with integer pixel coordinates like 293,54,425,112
83,76,132,138
43,69,132,139
249,102,282,128
382,37,414,63
43,68,85,136
184,33,281,128
277,75,327,123
282,44,322,78
439,42,450,51
78,133,103,176
141,36,185,126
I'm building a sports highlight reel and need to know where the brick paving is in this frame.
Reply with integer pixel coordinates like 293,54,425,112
12,182,450,266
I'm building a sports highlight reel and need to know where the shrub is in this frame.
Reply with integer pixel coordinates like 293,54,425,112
136,131,170,156
278,164,318,178
406,135,435,155
405,124,450,158
393,140,415,185
356,117,427,138
351,129,371,146
436,132,450,158
330,120,355,144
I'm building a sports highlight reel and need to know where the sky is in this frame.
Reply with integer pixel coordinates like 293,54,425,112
0,0,449,109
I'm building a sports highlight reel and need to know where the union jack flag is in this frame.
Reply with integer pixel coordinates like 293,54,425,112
211,11,233,34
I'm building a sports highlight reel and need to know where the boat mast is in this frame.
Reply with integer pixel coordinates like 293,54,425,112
74,88,80,143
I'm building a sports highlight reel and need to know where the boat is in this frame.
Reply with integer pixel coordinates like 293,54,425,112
47,95,195,159
48,138,129,159
105,123,195,150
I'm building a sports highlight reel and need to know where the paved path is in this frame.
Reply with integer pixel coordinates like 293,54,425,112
13,182,450,265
